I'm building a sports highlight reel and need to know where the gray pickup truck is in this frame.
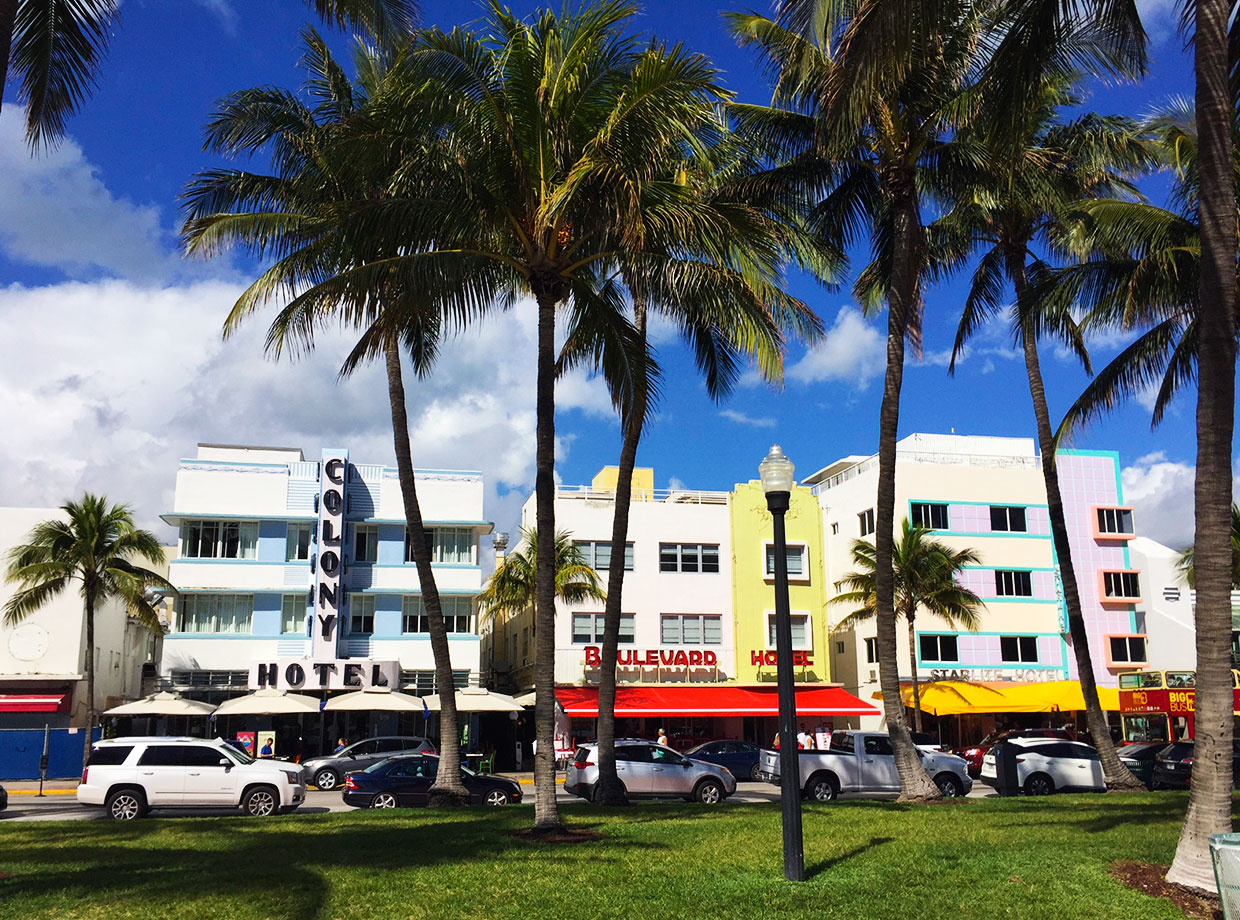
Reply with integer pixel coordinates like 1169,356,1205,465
759,730,972,801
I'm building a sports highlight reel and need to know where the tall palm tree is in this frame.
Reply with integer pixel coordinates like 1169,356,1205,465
830,519,984,734
943,79,1149,790
312,0,758,830
180,27,476,806
1177,504,1240,588
0,0,417,149
477,528,606,625
4,494,171,768
728,0,988,801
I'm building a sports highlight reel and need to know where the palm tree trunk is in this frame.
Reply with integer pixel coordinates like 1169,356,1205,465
532,287,563,831
82,588,96,771
877,187,940,802
383,336,467,805
0,0,16,116
1167,0,1238,887
1008,254,1143,792
907,611,922,734
595,299,647,806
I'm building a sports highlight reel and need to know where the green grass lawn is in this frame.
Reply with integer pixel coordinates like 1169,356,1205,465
0,794,1213,920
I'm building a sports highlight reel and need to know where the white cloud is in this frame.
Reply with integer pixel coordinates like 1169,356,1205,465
0,107,187,281
1120,452,1240,549
788,306,885,387
1136,0,1179,43
191,0,237,29
719,408,776,428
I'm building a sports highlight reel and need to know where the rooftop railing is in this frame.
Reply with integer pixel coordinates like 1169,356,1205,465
555,485,730,505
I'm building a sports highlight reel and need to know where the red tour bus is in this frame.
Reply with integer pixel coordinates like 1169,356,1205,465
1118,670,1240,743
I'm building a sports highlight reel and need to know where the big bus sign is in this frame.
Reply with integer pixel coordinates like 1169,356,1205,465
1118,670,1240,742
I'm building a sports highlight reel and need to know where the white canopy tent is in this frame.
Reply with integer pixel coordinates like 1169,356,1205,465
104,691,215,717
421,688,523,713
323,687,427,712
212,688,322,717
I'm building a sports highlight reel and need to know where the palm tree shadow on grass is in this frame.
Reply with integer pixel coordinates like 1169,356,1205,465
806,837,895,879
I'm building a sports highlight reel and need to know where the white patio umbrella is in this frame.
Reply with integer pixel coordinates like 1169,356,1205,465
421,688,524,713
513,691,535,707
323,687,427,712
104,691,214,717
212,688,322,717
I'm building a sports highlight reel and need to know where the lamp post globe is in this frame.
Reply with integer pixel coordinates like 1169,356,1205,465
759,444,805,882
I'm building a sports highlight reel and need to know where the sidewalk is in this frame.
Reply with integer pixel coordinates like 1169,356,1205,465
4,780,79,796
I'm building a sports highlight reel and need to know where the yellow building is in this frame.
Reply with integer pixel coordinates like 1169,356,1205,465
728,480,831,686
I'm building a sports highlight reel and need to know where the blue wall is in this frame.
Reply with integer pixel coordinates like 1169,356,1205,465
0,728,102,780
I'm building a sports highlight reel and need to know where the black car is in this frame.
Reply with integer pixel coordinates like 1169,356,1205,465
0,783,7,812
342,754,522,808
1118,742,1168,788
1151,741,1240,789
684,740,764,781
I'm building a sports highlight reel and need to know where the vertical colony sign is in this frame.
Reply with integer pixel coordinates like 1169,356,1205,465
312,448,347,659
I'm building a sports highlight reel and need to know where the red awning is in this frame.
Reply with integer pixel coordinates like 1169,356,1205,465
556,686,879,718
0,693,68,713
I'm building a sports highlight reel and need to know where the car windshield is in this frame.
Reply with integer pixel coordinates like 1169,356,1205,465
224,744,255,765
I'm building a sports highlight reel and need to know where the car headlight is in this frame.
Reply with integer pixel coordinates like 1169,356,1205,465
283,770,301,784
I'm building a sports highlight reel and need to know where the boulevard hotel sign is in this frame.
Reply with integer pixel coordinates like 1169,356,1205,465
248,449,400,691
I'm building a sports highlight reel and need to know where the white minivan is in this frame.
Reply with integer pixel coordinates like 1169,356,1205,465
979,738,1105,795
77,737,307,819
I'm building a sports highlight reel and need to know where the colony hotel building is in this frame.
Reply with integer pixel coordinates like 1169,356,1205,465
162,444,489,709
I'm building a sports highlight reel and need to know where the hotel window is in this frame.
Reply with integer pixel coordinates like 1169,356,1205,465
286,523,314,561
660,614,722,645
570,613,635,644
574,540,634,572
1097,508,1135,536
865,637,878,664
353,525,379,564
1000,635,1038,663
994,570,1033,597
401,595,475,633
858,508,875,536
349,594,375,633
659,543,719,573
764,544,807,579
911,502,949,530
766,613,811,650
919,634,958,663
989,506,1027,533
405,527,475,565
281,595,306,634
181,520,258,560
1109,635,1148,665
178,594,253,634
402,670,470,695
1103,571,1141,600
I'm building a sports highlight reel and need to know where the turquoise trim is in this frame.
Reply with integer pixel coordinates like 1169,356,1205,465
173,587,289,594
366,563,481,570
359,518,492,528
924,499,1049,509
1056,449,1121,460
961,565,1056,572
180,458,291,468
172,558,282,565
356,588,479,596
976,597,1060,604
936,531,1052,540
161,512,317,524
920,630,1061,638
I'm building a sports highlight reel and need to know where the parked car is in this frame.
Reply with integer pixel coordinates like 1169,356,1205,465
1151,741,1240,790
342,755,522,808
979,738,1104,795
0,783,6,812
683,740,764,781
958,728,1074,778
759,730,973,801
303,736,437,790
565,739,737,804
76,736,307,820
1118,742,1169,788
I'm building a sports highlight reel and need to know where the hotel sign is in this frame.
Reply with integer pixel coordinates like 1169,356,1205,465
250,658,401,691
312,450,347,659
584,647,719,668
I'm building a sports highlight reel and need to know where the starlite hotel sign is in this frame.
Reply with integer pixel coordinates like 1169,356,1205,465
248,449,400,691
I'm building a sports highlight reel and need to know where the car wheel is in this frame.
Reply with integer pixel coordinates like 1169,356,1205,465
485,789,510,806
695,780,724,805
934,774,964,798
750,763,762,782
242,786,279,817
805,772,838,802
370,792,399,809
106,788,147,821
1024,773,1055,796
314,769,339,791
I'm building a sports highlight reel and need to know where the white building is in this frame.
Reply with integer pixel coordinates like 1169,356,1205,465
161,444,489,703
0,507,161,729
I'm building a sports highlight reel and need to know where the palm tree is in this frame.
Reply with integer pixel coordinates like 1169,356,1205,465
4,494,171,769
727,0,988,802
0,0,416,149
477,528,606,625
1176,504,1240,588
180,27,476,806
830,519,984,734
298,0,760,831
943,79,1149,790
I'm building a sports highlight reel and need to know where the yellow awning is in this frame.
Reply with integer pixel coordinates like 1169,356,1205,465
887,680,1121,716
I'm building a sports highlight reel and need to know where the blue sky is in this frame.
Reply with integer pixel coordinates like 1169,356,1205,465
0,0,1211,549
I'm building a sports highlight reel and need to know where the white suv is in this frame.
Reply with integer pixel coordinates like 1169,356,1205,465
77,737,307,820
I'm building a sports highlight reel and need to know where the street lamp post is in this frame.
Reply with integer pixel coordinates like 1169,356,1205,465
759,444,805,883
